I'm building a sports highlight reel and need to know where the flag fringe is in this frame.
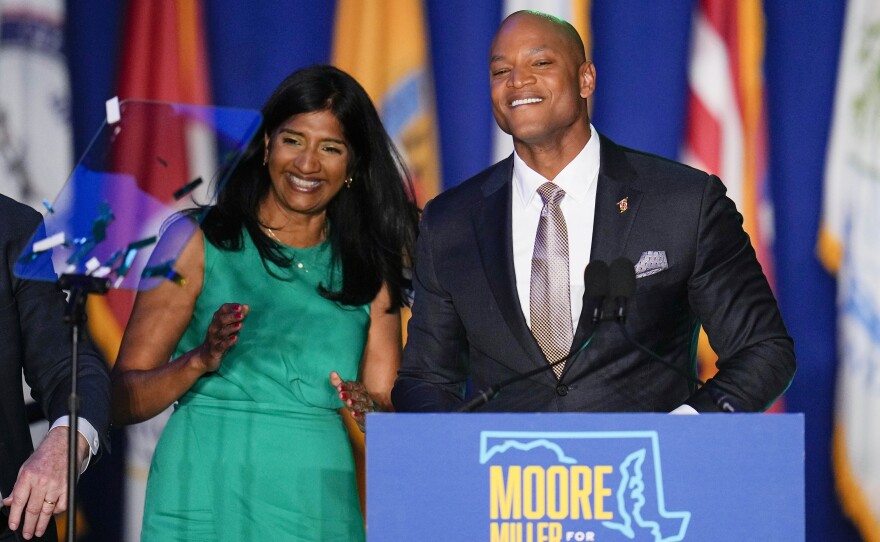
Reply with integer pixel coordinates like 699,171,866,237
833,423,880,541
816,226,843,275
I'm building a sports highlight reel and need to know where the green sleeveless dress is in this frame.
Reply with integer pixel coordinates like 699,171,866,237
142,230,369,541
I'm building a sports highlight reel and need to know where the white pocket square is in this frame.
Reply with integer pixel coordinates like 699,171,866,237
635,251,668,278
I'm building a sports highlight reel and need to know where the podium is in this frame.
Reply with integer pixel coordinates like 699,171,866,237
367,413,804,541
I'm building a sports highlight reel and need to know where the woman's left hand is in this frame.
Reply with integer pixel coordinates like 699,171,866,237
329,371,375,432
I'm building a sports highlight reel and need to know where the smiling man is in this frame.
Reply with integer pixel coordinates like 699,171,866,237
392,11,795,413
489,11,593,180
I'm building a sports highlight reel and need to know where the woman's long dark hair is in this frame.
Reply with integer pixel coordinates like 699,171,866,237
202,65,420,309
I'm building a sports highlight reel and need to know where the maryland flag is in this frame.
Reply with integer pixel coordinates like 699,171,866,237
332,0,441,207
331,0,443,515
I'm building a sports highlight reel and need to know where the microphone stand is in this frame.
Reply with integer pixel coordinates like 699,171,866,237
457,260,612,413
57,273,109,542
456,336,594,412
615,322,739,412
606,257,740,413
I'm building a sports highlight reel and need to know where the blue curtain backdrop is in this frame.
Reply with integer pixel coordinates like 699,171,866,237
65,0,854,539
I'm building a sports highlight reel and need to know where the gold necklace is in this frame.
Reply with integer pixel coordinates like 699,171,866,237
263,225,314,273
264,226,282,243
262,221,329,246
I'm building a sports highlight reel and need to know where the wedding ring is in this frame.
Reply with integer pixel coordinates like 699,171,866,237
43,499,55,506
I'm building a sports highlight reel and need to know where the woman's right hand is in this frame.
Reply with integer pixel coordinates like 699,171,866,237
192,303,249,373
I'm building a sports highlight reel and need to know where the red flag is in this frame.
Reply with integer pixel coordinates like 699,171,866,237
86,0,212,361
681,0,780,410
83,2,214,540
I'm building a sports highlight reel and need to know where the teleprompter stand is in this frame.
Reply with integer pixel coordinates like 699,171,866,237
57,274,109,542
12,98,264,541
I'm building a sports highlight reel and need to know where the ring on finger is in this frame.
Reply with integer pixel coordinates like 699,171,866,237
43,499,55,506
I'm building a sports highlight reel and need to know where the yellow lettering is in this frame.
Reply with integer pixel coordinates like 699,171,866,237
489,464,614,524
491,466,522,519
594,465,613,520
537,522,562,542
523,466,546,519
490,522,516,542
570,466,593,519
546,466,568,519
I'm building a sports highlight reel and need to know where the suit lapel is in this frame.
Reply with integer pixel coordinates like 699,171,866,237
476,137,644,378
571,134,643,351
474,157,549,372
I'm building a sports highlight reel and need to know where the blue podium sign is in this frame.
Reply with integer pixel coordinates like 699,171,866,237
367,413,803,542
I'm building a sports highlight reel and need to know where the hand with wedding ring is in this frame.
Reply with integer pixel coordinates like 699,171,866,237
192,303,249,373
2,427,88,540
330,371,377,432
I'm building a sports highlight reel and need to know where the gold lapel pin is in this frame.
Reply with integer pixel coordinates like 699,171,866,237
617,197,629,213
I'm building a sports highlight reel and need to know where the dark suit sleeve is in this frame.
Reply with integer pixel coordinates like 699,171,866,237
10,205,111,451
684,175,795,412
392,201,469,411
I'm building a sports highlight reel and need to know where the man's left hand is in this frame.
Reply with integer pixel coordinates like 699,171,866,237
2,427,88,540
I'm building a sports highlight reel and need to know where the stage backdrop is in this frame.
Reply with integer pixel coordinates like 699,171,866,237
59,0,857,540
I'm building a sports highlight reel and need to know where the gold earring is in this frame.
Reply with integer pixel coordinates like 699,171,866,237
344,177,353,189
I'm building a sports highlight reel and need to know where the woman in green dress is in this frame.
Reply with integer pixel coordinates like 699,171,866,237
110,65,419,541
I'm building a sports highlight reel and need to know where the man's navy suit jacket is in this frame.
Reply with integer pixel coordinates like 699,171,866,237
393,134,795,413
0,194,110,540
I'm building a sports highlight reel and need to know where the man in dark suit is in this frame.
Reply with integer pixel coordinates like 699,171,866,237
392,11,795,413
1,194,110,541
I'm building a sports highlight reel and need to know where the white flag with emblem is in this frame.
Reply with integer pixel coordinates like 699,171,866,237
821,0,880,538
0,0,72,208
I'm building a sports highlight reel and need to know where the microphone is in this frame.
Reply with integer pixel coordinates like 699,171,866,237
585,260,610,323
456,260,610,412
607,257,741,412
608,257,636,322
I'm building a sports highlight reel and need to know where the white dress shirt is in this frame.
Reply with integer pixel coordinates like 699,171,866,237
512,124,600,331
50,416,101,471
510,125,700,415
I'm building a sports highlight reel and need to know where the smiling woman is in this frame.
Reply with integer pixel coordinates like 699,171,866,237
261,110,351,245
109,65,420,541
